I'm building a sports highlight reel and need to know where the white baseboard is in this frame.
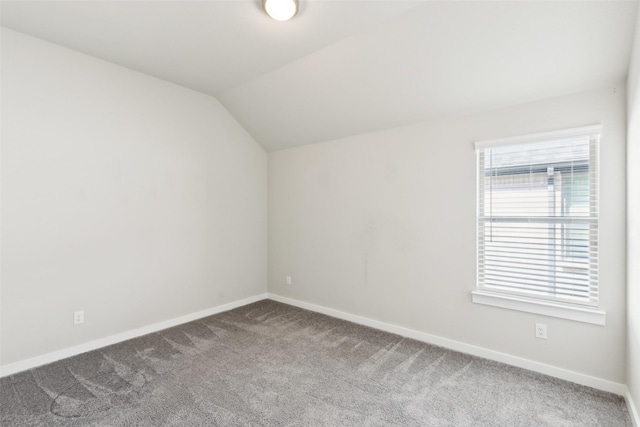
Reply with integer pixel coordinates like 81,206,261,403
0,293,268,377
267,293,627,396
627,388,640,427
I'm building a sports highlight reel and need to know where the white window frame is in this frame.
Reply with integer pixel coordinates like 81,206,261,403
472,125,605,325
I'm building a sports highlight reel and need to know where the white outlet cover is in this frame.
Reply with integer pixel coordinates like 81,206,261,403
74,310,85,325
535,323,547,339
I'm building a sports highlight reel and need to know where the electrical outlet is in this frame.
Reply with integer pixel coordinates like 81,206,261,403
74,310,85,325
535,323,547,339
286,275,292,286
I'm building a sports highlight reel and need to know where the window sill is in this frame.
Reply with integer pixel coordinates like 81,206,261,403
471,291,606,325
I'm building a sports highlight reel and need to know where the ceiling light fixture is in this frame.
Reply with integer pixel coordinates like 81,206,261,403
263,0,299,21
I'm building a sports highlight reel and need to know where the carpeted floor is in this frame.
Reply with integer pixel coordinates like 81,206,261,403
0,299,632,426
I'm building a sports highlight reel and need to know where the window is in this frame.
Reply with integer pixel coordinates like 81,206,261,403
473,125,605,325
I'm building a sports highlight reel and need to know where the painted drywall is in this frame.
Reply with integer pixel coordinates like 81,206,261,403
627,4,640,418
269,86,627,383
0,29,267,365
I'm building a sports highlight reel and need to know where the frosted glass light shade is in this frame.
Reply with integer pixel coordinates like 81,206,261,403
263,0,299,21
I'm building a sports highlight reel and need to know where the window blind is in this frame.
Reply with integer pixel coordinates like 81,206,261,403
476,126,600,307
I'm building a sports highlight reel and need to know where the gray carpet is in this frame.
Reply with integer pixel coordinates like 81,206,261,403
0,299,631,426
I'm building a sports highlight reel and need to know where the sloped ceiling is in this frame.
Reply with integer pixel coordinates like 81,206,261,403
1,1,637,151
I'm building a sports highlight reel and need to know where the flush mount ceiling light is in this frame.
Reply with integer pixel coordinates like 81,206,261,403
263,0,299,21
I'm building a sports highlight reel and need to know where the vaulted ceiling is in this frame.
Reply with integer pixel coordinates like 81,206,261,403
2,1,637,151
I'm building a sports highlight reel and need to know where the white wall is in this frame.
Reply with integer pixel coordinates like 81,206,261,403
627,4,640,417
269,86,627,383
1,29,267,366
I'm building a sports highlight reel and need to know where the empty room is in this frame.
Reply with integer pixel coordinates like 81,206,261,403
1,0,639,425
